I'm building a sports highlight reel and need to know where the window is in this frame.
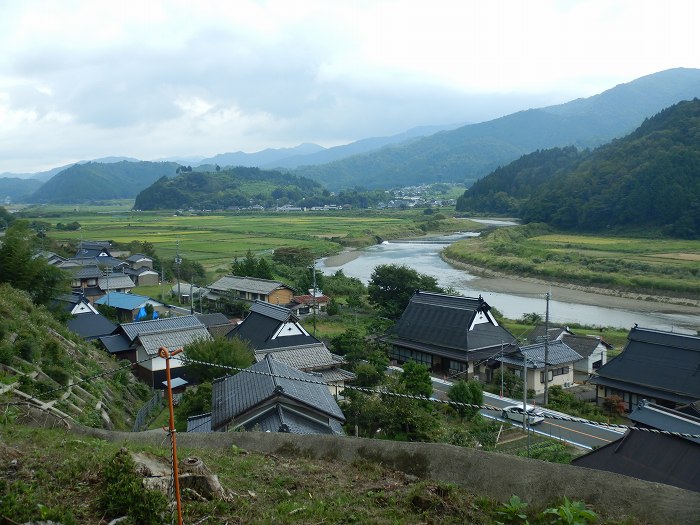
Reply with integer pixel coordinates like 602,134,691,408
449,360,467,373
390,346,431,367
540,366,570,383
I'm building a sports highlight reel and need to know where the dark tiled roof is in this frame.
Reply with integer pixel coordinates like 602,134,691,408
66,313,117,340
592,326,700,400
99,333,133,354
571,430,700,493
241,404,344,435
629,400,700,444
249,300,294,322
187,413,212,433
499,340,583,369
195,313,231,327
137,326,212,355
126,253,152,263
561,334,605,358
67,265,103,279
207,275,292,295
211,355,345,431
121,315,204,341
230,302,318,350
253,343,339,370
527,325,573,343
390,291,517,352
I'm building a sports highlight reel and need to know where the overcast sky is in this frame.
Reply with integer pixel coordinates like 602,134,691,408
1,0,699,173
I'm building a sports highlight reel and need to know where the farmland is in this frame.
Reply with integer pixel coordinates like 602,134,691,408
29,204,476,274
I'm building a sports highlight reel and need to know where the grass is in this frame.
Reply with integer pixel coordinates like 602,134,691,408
0,425,637,524
444,227,700,298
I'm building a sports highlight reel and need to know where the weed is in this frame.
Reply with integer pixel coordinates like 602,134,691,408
542,497,598,524
496,495,529,524
99,448,168,525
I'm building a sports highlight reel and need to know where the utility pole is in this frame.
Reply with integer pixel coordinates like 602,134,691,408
190,280,194,314
311,260,317,337
543,291,551,405
522,355,528,432
175,239,182,303
500,341,504,398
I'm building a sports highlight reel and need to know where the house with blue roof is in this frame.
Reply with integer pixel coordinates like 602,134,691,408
95,292,165,322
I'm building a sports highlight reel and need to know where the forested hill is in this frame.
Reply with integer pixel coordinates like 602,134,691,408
133,166,326,210
292,68,700,191
27,161,180,203
457,98,700,238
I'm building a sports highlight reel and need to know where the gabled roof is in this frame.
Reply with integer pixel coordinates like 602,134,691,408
571,430,700,493
196,313,232,327
98,274,135,291
207,275,292,295
67,264,103,279
99,333,133,354
120,314,204,342
629,400,700,444
124,267,159,277
211,354,345,431
253,343,344,371
187,413,212,433
590,327,700,402
527,325,574,343
293,294,330,305
389,291,516,353
66,313,117,340
136,325,212,355
499,340,583,369
230,301,317,350
95,292,151,311
561,334,605,358
126,253,153,263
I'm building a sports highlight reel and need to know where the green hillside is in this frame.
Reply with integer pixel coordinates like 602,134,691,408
133,166,326,210
457,99,700,238
27,161,181,203
0,283,151,430
0,177,43,202
292,68,700,190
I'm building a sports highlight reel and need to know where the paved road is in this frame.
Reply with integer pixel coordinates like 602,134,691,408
431,376,624,450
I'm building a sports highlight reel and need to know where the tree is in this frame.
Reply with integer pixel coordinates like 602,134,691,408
183,336,254,383
174,382,212,432
367,264,443,319
447,380,483,420
272,246,314,268
603,395,626,418
0,221,67,304
232,250,275,279
399,360,432,398
493,368,524,399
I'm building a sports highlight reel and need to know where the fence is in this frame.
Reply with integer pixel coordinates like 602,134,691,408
132,390,163,432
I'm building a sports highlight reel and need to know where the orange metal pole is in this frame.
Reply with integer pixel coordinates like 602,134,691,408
159,346,184,525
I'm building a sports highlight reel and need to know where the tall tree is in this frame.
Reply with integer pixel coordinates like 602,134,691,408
183,336,254,383
367,264,443,319
0,221,67,304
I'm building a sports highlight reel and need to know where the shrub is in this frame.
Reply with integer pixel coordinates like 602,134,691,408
100,449,167,525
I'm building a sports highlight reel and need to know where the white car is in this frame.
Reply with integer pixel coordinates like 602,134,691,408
501,405,545,425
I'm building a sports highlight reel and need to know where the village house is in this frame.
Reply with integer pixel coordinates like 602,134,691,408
494,340,583,395
203,275,294,306
382,291,518,380
189,354,346,434
527,325,610,379
229,301,354,393
590,326,700,412
98,315,211,388
95,292,166,322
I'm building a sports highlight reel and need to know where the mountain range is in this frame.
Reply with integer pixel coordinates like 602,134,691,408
457,98,700,238
2,67,700,203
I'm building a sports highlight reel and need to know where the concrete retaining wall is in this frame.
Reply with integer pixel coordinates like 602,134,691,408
76,426,700,525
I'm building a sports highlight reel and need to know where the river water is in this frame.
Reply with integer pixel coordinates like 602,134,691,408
319,231,700,334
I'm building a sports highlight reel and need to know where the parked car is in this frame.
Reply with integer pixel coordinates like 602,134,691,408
501,405,545,425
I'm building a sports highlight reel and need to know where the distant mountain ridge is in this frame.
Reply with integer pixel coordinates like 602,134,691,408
457,98,700,238
291,68,700,190
26,161,180,203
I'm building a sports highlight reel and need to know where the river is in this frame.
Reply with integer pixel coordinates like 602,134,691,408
319,230,700,334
